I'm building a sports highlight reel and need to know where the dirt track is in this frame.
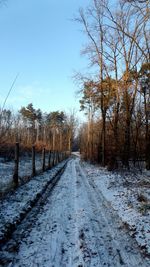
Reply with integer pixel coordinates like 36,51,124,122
0,158,149,267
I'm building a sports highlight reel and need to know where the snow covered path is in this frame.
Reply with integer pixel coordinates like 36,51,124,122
1,158,149,267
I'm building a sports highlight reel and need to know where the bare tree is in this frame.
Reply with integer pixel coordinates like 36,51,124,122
77,0,149,169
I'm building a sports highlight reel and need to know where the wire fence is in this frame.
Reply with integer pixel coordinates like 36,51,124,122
0,142,69,196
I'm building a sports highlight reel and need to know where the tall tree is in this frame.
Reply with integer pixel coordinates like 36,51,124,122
140,62,150,169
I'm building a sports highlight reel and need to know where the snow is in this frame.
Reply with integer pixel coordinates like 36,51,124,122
0,153,53,195
0,157,150,266
0,160,14,193
83,161,150,255
71,152,80,157
0,159,68,244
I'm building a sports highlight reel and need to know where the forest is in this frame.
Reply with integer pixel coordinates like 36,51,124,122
0,1,150,265
0,104,77,158
0,0,149,171
76,0,150,170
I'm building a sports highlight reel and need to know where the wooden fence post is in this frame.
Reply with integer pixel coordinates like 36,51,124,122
54,151,56,166
13,142,19,187
32,145,36,176
59,151,61,162
48,150,51,169
55,151,57,165
52,151,56,166
58,151,60,163
42,148,45,172
56,151,59,165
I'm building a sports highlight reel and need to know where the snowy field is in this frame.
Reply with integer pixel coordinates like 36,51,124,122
0,157,150,267
0,153,51,195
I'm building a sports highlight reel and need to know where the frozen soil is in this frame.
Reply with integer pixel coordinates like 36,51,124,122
0,158,150,267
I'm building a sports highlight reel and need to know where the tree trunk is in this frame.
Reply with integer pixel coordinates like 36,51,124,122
124,116,131,168
144,92,150,169
102,111,106,166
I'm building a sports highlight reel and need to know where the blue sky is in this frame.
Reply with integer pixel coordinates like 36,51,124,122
0,0,89,116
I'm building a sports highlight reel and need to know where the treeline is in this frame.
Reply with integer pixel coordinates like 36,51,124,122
77,0,150,169
0,103,77,155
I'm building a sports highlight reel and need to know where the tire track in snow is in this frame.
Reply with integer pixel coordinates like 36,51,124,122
1,158,150,267
1,160,76,267
73,158,150,267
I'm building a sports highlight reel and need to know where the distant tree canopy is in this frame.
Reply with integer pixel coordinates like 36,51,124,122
0,104,78,153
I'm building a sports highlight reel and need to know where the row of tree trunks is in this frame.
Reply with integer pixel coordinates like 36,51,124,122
77,0,149,170
13,143,68,187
